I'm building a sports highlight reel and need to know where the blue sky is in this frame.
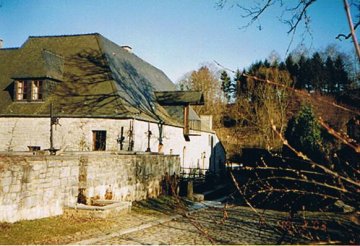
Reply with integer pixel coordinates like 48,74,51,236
0,0,356,82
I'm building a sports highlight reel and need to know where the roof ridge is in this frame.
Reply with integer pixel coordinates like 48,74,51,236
28,33,101,39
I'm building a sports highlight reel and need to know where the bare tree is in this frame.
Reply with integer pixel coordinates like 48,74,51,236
217,0,360,60
177,65,225,128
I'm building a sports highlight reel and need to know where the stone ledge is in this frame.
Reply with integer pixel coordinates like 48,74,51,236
65,201,132,219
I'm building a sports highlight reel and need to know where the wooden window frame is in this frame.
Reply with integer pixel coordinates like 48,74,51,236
31,80,43,101
15,79,44,102
15,80,28,101
92,130,107,151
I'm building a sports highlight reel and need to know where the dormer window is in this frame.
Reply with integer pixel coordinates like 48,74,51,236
16,80,28,100
15,80,43,101
31,80,43,100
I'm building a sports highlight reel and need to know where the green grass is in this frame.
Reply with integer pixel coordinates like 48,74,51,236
0,196,185,245
0,196,191,245
0,214,113,245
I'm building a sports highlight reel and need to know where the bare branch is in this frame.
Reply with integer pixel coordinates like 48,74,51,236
229,171,266,222
343,0,360,62
271,120,360,188
318,117,360,153
285,0,316,34
336,21,360,40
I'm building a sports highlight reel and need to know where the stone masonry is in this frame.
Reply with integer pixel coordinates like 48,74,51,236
0,152,180,223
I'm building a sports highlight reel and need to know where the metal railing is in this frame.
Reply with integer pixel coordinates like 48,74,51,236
180,167,207,181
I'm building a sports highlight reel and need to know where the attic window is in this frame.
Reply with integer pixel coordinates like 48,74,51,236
31,80,43,100
15,80,43,101
16,80,28,100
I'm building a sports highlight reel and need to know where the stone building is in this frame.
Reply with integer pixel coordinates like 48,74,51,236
0,33,225,173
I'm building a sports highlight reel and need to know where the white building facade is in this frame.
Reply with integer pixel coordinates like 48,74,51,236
0,116,225,173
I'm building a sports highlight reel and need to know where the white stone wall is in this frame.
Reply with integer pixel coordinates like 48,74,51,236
53,118,132,151
0,117,131,152
132,120,225,173
0,153,180,223
0,155,79,223
0,117,225,172
0,117,50,151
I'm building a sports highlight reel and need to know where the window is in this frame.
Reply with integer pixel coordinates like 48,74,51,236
15,80,43,101
16,80,28,100
31,80,43,100
27,146,41,151
93,130,106,151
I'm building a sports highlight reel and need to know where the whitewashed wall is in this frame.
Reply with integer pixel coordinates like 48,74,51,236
0,117,50,151
0,117,225,172
0,117,130,152
132,120,225,172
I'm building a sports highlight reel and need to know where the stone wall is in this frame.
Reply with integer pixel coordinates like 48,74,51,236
0,153,180,223
0,155,78,223
82,153,179,201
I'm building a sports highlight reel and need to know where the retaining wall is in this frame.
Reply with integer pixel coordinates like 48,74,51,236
0,152,180,222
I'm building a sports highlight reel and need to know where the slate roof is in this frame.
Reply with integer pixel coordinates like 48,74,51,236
154,91,204,106
0,33,200,127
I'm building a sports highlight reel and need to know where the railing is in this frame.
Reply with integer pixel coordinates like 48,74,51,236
180,167,207,181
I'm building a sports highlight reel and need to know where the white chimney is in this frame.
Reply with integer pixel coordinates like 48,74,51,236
0,39,3,49
121,45,132,53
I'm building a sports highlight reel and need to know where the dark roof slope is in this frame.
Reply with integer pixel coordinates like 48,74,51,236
155,91,204,106
0,33,184,125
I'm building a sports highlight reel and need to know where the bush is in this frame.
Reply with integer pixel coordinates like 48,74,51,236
284,104,325,162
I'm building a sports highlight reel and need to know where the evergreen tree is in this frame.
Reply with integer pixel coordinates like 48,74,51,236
220,70,235,102
334,55,349,92
285,105,324,162
285,54,299,85
325,56,335,94
263,59,271,68
297,55,311,90
234,69,245,98
309,52,325,92
278,61,286,70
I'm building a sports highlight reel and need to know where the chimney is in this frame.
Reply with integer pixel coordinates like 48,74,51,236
0,39,3,49
121,45,132,53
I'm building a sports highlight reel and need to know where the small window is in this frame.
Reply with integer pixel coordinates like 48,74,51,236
16,80,28,101
27,146,41,151
93,130,106,151
31,80,43,100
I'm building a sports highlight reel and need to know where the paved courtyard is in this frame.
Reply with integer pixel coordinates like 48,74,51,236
73,202,358,245
94,206,288,245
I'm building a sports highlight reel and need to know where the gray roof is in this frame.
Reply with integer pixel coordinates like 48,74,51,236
154,91,204,106
0,33,201,126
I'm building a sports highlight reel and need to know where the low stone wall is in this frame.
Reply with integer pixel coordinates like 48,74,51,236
0,152,180,223
83,154,179,202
